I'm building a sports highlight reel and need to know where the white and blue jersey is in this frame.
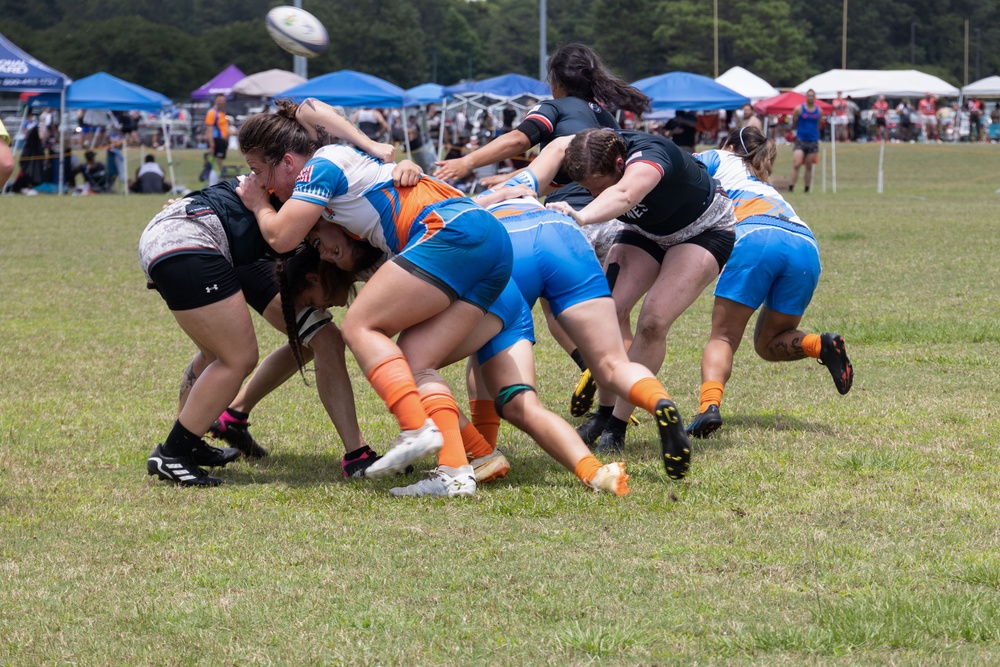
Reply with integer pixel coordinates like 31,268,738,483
292,144,512,311
479,171,611,317
695,149,821,316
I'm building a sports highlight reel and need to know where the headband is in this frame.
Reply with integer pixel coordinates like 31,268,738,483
739,125,749,154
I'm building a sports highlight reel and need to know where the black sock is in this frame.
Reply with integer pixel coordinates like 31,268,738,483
595,404,613,419
343,445,373,461
605,416,628,436
570,349,587,372
225,407,249,421
163,420,203,457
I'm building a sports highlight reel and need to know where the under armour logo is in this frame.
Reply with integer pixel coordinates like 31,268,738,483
205,284,218,293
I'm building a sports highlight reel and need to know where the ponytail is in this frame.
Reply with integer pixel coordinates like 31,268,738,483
723,126,776,182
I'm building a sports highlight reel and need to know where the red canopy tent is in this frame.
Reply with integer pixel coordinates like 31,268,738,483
754,91,832,116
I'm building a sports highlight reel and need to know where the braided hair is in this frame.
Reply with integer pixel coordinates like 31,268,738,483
563,128,627,184
723,125,776,182
548,43,651,115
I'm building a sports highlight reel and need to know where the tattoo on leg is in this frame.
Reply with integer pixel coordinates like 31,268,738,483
769,335,806,361
178,361,198,402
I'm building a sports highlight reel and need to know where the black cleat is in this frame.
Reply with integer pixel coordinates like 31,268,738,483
189,440,242,468
595,430,625,456
686,405,723,439
341,446,382,479
655,399,691,480
818,333,853,395
210,417,269,459
577,411,610,447
570,368,597,417
147,444,222,487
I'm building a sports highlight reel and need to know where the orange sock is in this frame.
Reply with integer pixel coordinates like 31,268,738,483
802,333,822,359
421,391,467,469
627,376,671,414
574,454,603,485
461,422,494,459
470,399,500,448
366,355,426,431
699,380,725,413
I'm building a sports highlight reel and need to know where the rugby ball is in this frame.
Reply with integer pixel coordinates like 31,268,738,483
265,6,329,58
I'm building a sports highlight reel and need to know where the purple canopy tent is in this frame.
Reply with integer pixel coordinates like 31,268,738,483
191,65,246,100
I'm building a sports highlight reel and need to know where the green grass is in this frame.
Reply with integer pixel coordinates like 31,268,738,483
2,143,1000,665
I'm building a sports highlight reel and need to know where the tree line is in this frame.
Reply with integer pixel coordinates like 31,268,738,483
1,0,996,100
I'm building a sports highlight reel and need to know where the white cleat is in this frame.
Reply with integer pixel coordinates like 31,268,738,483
365,419,443,479
583,461,631,496
390,465,477,498
469,449,511,483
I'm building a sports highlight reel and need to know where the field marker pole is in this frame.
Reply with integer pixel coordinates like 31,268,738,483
831,122,837,193
822,148,827,193
877,138,885,193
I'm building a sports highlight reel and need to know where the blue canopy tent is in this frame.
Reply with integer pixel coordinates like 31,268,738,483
632,71,750,111
278,69,416,158
438,74,552,160
0,32,72,194
442,73,551,99
34,72,175,195
405,83,446,106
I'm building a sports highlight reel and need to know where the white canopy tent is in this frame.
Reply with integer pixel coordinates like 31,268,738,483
793,69,959,99
232,70,306,98
715,66,779,102
962,76,1000,97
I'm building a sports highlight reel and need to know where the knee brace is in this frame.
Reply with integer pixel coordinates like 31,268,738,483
493,384,536,420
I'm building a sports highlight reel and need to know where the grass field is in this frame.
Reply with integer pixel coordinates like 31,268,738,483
1,142,999,665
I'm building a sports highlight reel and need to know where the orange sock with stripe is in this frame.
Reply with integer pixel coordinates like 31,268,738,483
699,380,725,413
420,391,467,469
574,454,603,485
470,399,501,448
366,355,426,431
461,422,494,459
627,376,672,414
802,333,822,359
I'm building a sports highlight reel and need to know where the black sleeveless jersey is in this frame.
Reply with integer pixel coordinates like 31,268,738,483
185,179,288,266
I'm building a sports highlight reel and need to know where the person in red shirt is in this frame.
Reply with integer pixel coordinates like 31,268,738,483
872,95,890,142
918,93,938,142
832,91,848,142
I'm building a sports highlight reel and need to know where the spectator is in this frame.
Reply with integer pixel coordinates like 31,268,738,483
74,150,109,193
918,93,938,142
967,97,984,143
401,113,435,173
846,95,862,141
203,93,230,185
871,95,890,142
0,117,13,187
129,154,171,193
897,99,915,142
740,103,762,132
937,103,956,142
832,91,848,142
351,108,389,142
501,104,517,133
665,109,698,153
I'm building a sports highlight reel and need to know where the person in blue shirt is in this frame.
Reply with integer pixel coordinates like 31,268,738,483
788,89,821,193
